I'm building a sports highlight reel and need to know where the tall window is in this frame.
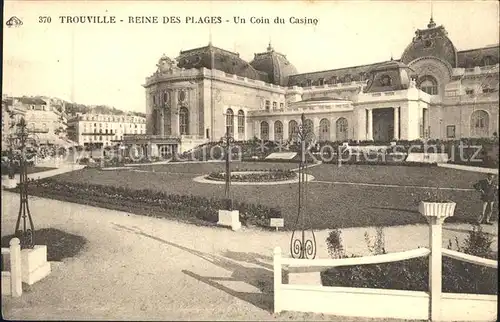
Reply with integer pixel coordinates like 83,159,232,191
336,117,348,141
179,107,189,135
418,75,438,95
470,110,489,137
319,118,330,141
260,121,269,140
226,108,234,136
272,102,277,110
289,120,298,141
274,121,283,141
265,100,270,111
237,110,245,137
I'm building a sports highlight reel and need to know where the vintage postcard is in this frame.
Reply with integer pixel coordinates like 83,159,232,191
1,0,499,320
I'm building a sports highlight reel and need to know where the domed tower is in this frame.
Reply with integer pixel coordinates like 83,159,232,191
400,17,458,68
400,17,457,95
364,59,416,93
250,43,298,86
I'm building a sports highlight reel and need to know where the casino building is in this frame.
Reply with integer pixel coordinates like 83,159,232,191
136,18,499,155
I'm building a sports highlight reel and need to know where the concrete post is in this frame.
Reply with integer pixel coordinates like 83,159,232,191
10,238,22,297
428,216,444,321
273,246,282,314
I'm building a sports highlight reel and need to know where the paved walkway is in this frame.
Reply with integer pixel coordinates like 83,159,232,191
4,163,85,183
437,163,498,174
1,191,497,320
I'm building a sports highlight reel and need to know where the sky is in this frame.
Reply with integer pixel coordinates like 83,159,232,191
3,0,499,113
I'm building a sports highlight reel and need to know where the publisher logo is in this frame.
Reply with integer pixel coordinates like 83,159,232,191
6,16,23,28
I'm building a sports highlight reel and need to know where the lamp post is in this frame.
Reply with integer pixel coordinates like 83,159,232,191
290,113,317,259
220,125,235,210
12,117,39,249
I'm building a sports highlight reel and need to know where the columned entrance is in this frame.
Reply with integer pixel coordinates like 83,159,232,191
371,108,398,141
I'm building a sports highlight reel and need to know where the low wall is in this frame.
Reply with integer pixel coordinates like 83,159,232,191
441,293,497,321
406,152,449,163
280,285,429,320
273,246,498,321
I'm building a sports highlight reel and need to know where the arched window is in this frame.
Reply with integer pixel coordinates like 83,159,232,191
336,118,348,141
237,110,245,137
319,118,330,141
152,110,158,134
274,121,283,141
289,120,298,141
226,108,234,136
481,56,494,67
163,92,169,105
179,107,189,135
470,110,489,137
260,121,269,140
418,75,438,95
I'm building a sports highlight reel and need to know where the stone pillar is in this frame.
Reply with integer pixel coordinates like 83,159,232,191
269,120,275,141
393,107,399,140
367,109,373,140
10,238,22,297
282,120,289,142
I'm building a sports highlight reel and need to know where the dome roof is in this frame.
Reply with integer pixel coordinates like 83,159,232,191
364,59,415,93
249,43,298,86
400,18,458,67
368,59,411,72
176,44,266,81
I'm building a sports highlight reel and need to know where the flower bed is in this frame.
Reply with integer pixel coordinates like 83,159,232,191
321,226,497,295
321,256,497,295
6,178,282,229
206,169,296,182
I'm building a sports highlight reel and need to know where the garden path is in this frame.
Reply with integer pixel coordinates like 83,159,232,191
1,191,497,321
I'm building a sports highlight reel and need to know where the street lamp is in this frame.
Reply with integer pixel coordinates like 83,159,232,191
220,125,235,210
290,113,317,259
10,117,39,249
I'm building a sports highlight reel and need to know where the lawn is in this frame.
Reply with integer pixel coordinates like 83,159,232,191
47,162,497,230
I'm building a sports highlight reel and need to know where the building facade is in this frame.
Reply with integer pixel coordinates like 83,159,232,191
141,18,499,154
2,96,28,151
21,97,69,145
67,113,146,147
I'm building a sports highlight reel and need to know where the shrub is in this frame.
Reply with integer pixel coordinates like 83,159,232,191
321,224,497,294
364,227,386,255
326,228,346,259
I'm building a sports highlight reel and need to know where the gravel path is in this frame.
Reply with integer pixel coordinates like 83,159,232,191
1,191,497,321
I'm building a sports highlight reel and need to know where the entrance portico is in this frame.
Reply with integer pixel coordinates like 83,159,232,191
366,107,400,141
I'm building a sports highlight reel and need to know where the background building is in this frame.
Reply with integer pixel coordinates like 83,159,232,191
2,96,27,151
139,18,498,155
67,113,146,148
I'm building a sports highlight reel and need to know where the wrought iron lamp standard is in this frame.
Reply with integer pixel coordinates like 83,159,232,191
11,118,39,249
290,114,317,259
221,125,235,210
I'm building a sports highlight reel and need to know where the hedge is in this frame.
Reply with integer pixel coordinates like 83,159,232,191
7,178,282,229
